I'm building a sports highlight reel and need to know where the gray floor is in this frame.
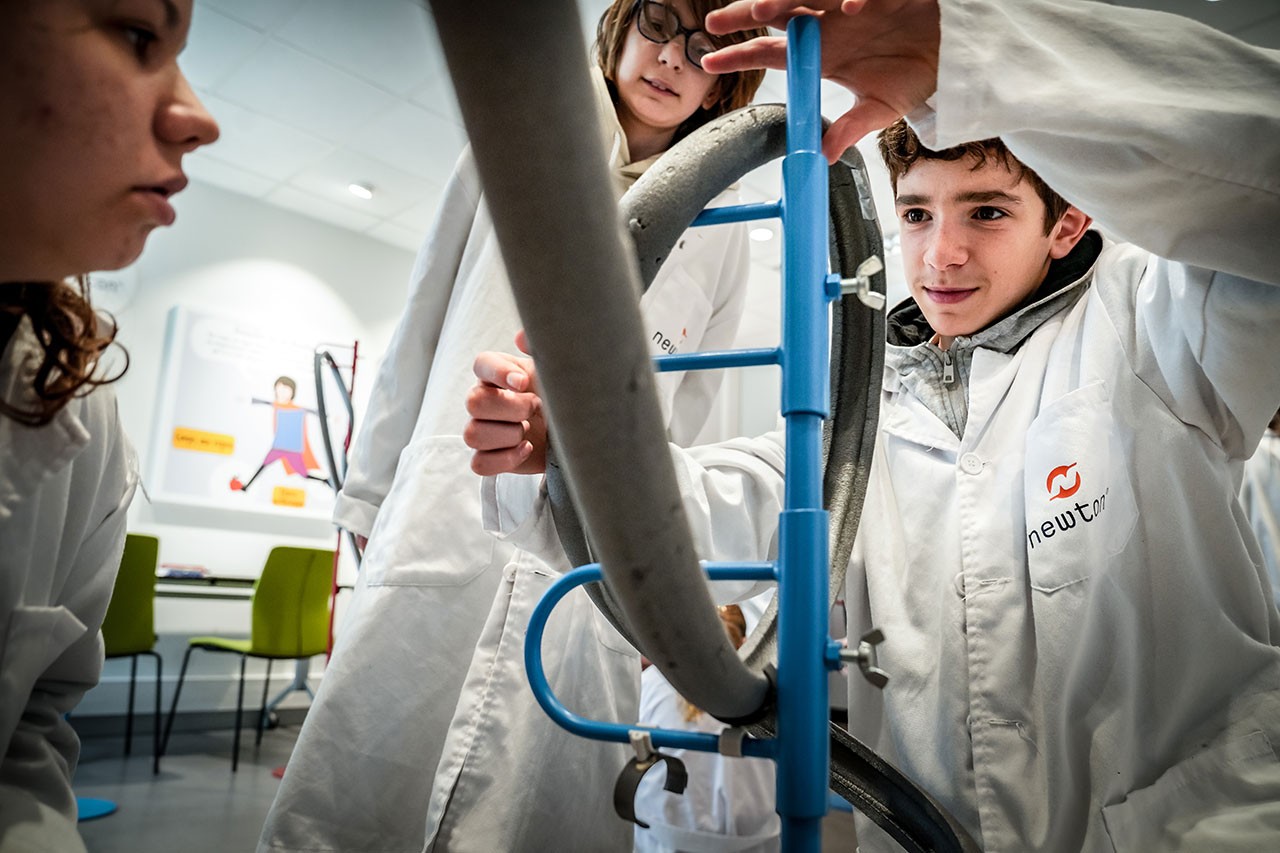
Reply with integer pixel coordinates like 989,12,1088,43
72,723,858,852
74,724,299,853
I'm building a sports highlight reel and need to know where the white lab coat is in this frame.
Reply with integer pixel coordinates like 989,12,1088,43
258,72,751,853
0,317,136,853
493,2,1280,851
632,665,779,853
1242,430,1280,610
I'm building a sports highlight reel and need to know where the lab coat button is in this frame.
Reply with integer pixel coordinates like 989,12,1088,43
959,453,984,475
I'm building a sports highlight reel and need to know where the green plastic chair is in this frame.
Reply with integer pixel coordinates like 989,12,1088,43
101,533,162,774
159,546,334,771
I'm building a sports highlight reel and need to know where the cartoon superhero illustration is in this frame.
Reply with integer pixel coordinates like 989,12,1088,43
230,375,328,492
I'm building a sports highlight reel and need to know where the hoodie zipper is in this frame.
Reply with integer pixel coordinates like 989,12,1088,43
941,348,955,385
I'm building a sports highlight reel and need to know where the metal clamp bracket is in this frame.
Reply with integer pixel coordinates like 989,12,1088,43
613,730,689,828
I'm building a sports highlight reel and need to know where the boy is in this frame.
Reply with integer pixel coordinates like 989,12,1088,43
467,0,1280,849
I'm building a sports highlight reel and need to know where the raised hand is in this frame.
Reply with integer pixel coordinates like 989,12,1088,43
464,334,548,476
703,0,940,162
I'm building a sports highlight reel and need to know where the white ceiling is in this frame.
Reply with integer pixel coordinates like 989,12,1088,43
183,0,1280,256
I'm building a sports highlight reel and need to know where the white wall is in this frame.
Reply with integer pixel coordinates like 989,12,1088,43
81,180,416,716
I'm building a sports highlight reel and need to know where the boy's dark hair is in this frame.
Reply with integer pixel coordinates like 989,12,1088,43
878,118,1071,234
595,0,766,147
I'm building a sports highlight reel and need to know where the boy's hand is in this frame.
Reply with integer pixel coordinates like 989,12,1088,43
465,335,548,476
703,0,940,162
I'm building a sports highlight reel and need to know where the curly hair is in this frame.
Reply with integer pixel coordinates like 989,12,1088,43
877,118,1070,234
595,0,767,147
0,280,127,427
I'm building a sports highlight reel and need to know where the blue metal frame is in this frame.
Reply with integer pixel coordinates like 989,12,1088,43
524,563,778,758
524,15,833,852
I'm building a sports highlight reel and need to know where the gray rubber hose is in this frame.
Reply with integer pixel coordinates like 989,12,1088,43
429,0,769,723
547,107,874,685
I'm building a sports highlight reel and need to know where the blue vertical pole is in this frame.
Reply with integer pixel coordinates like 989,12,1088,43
777,14,830,852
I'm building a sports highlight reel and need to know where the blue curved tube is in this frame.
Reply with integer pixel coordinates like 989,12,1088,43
524,563,777,760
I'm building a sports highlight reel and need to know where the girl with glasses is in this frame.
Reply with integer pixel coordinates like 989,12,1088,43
259,2,766,852
0,2,217,850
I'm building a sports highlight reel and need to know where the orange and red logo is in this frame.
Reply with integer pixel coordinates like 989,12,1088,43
1046,463,1081,500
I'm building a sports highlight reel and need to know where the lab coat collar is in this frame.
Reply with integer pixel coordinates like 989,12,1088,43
0,315,91,522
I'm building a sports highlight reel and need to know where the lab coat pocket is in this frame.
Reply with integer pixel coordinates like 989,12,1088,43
1102,729,1280,852
361,435,496,587
1023,381,1138,593
0,605,87,733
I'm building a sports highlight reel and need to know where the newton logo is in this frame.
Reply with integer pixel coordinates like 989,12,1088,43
1046,463,1081,500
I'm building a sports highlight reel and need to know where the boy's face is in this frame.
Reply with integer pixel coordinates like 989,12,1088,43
895,157,1083,346
274,382,294,403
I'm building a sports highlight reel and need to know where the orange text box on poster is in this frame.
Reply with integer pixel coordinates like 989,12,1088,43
172,427,235,455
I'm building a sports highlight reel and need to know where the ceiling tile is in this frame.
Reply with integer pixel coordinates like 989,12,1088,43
366,221,427,253
408,65,464,126
344,100,467,182
195,92,334,182
390,192,447,233
198,0,303,32
183,7,265,91
186,159,278,198
266,186,382,232
273,0,436,96
287,148,441,219
215,39,400,142
1234,11,1280,45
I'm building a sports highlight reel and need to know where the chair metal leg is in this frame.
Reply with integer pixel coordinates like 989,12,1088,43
256,659,273,747
146,651,163,775
232,655,247,772
160,646,197,758
124,655,138,756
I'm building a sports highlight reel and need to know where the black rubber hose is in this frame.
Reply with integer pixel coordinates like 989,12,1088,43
428,0,769,723
313,350,354,490
314,349,362,565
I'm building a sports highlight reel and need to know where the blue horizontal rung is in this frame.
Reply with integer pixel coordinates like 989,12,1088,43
654,347,781,372
692,201,781,227
630,722,776,758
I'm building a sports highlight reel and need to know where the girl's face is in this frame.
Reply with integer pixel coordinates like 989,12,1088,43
0,0,219,282
613,0,721,160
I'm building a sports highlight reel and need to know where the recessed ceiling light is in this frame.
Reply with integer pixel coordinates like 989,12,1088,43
348,182,374,200
749,227,774,242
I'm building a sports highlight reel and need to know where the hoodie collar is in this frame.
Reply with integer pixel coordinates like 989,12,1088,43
886,230,1103,353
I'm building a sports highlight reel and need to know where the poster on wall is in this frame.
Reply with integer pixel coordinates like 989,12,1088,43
148,306,349,523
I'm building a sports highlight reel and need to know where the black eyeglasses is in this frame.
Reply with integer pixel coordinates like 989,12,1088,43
633,0,720,70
